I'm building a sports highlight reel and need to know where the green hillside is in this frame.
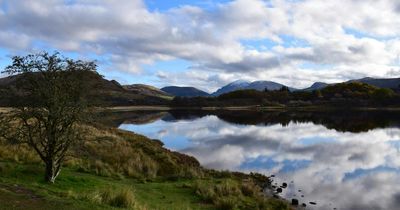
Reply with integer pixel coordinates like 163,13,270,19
0,72,171,107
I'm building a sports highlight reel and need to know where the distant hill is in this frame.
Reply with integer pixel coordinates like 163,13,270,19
212,80,294,96
161,86,210,97
248,81,297,92
0,75,19,86
211,80,250,96
0,72,171,106
123,84,172,100
302,82,330,92
351,77,400,91
301,77,400,92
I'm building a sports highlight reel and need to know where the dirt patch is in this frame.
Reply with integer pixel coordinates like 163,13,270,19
0,183,73,210
0,184,42,200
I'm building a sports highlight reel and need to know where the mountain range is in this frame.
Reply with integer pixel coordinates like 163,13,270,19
1,72,399,103
161,77,400,97
160,80,300,97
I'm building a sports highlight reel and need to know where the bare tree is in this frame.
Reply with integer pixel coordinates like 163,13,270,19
0,52,96,183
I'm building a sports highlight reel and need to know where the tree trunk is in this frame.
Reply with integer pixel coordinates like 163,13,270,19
44,160,61,183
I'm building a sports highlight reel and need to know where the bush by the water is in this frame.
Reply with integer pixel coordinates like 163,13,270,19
193,179,290,210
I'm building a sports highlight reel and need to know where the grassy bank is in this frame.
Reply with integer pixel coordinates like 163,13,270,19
0,124,290,210
0,161,212,210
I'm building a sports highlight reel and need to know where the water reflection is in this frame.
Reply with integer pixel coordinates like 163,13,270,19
116,110,400,210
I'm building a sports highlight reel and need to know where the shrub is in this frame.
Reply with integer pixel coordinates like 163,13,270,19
110,188,136,208
0,143,40,163
214,197,238,210
214,180,241,196
60,189,78,199
372,88,395,100
193,180,242,208
194,185,215,202
85,187,137,209
241,181,260,197
0,162,12,174
192,179,290,210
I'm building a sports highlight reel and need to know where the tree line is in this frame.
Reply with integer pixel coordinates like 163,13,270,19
171,83,400,107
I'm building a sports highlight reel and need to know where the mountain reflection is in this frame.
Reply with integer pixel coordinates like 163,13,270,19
111,110,400,133
117,110,400,210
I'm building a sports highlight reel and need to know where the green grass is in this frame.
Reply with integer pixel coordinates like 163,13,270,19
0,161,216,210
132,181,214,210
0,161,290,210
0,125,289,210
0,189,69,210
0,162,122,210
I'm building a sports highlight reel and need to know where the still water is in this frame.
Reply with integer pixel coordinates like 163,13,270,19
115,110,400,210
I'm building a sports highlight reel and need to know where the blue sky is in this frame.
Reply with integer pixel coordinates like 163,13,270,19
0,0,399,92
146,0,232,11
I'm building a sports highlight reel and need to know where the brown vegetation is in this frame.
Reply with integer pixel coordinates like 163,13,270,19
192,179,289,210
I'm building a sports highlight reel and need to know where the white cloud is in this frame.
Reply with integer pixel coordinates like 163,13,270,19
0,0,399,89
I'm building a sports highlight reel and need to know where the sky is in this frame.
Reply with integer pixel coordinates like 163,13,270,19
0,0,399,93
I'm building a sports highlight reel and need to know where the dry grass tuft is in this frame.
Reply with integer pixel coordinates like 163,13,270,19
192,179,290,210
0,143,40,163
85,187,140,209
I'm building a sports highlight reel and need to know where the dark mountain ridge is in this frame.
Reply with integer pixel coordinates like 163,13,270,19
302,77,400,92
0,72,171,106
123,84,172,99
1,72,399,105
161,86,210,97
212,80,296,96
351,77,400,90
302,82,330,92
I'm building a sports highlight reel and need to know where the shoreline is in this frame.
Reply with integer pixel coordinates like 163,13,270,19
105,105,400,112
4,105,400,112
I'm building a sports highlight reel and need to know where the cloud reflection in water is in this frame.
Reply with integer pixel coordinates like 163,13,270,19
119,112,400,210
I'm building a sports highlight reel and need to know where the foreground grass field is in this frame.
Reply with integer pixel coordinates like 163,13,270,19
0,162,216,210
0,161,290,210
0,124,290,210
